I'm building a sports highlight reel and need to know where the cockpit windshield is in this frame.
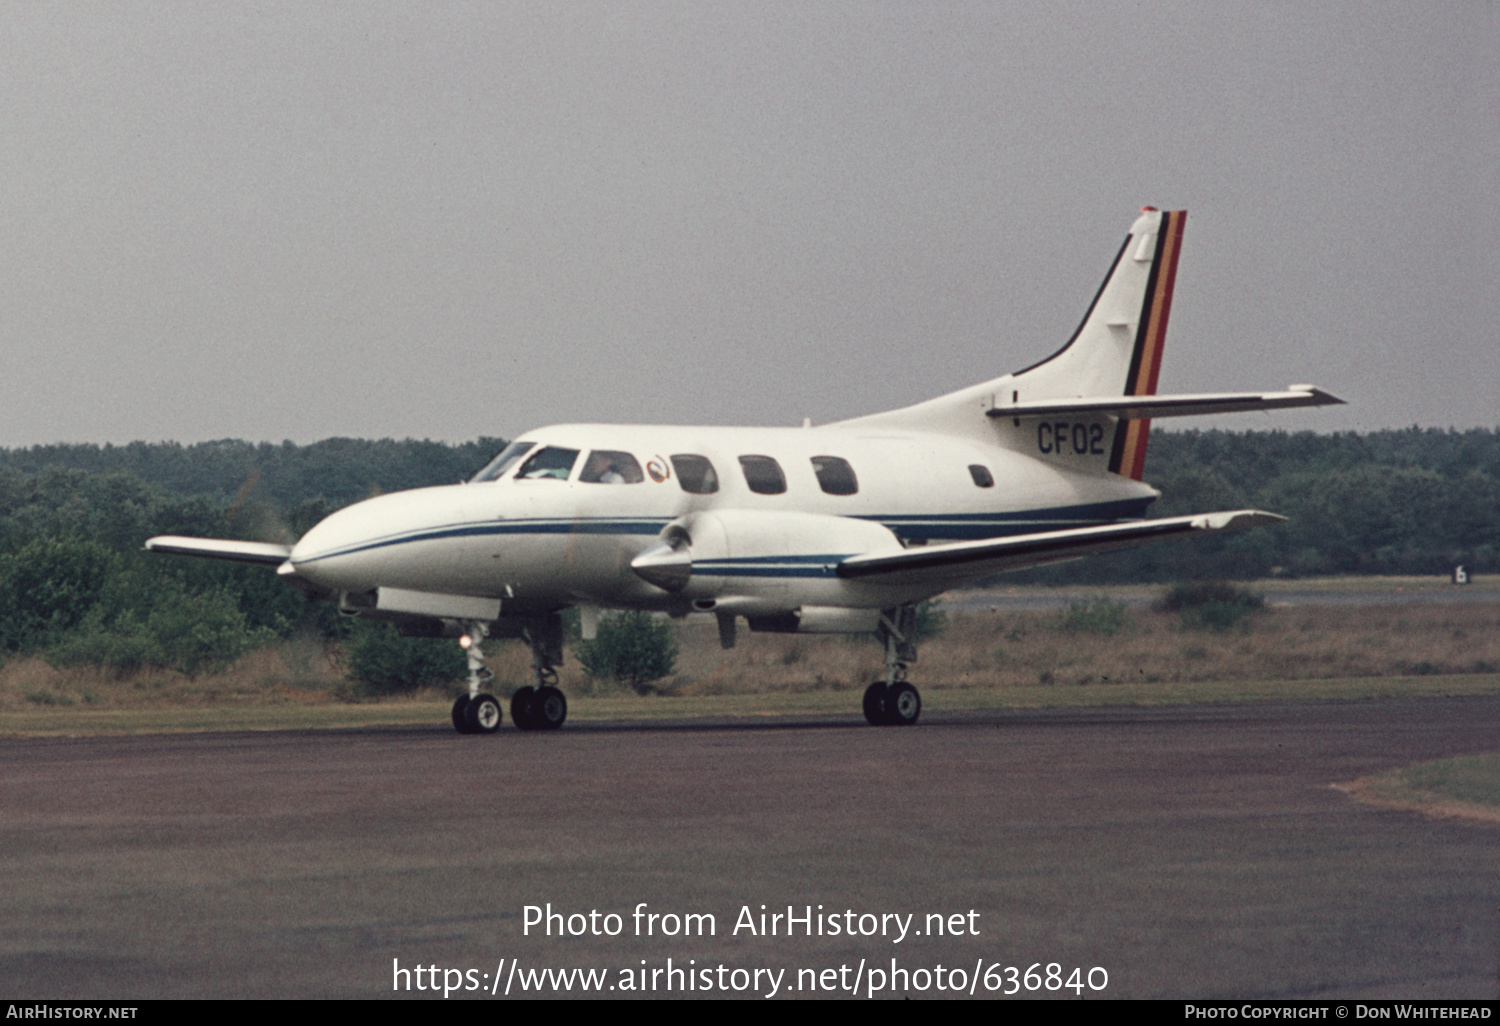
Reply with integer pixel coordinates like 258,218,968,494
471,441,536,482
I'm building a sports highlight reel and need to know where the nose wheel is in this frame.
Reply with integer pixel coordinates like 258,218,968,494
451,614,569,734
452,694,474,732
452,693,503,734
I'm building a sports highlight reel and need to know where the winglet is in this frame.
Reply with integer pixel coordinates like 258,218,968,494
1189,510,1285,531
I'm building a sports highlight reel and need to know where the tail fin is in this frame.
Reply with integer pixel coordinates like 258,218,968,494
831,208,1190,460
1012,208,1185,479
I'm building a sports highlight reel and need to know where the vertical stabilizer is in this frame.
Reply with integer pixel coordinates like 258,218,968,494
832,208,1188,463
1009,209,1185,478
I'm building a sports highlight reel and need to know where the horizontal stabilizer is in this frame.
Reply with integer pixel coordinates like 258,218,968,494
986,386,1343,420
145,536,293,566
837,510,1282,586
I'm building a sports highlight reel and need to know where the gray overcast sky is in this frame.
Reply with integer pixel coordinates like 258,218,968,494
2,2,1495,448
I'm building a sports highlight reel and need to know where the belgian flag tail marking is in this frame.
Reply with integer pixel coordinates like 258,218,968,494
1108,209,1186,480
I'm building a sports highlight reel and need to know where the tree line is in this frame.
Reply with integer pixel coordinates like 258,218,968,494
1091,427,1499,582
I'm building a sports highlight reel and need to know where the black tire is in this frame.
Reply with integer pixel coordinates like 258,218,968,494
532,686,568,730
886,682,921,726
464,693,503,734
510,686,537,731
451,695,474,734
862,681,888,726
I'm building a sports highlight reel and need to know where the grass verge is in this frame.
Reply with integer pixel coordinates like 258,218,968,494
3,672,1497,738
1338,753,1500,824
3,586,1496,737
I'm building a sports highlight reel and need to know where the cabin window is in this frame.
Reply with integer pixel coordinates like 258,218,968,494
580,450,644,484
738,455,786,495
671,454,719,494
811,456,858,496
515,446,580,481
471,441,535,482
969,464,994,488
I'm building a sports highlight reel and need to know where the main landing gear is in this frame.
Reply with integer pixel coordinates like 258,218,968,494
510,615,567,732
451,614,569,735
863,605,922,727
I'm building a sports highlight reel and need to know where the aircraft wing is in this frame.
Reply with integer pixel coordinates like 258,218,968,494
145,536,293,566
836,510,1282,587
985,386,1343,420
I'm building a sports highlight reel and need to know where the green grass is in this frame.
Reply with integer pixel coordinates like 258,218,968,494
1404,754,1500,806
1344,752,1500,818
3,672,1498,738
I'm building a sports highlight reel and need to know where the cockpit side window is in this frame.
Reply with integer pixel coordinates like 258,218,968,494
968,464,995,488
811,456,858,496
579,450,645,484
471,441,536,482
515,446,580,481
671,454,719,494
738,455,786,495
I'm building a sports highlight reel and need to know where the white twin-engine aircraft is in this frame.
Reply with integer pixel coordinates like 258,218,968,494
149,208,1340,734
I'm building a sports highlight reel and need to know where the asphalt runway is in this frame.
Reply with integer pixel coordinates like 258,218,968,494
2,696,1496,1000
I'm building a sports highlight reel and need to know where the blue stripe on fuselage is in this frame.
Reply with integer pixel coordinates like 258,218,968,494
294,518,673,563
294,499,1154,565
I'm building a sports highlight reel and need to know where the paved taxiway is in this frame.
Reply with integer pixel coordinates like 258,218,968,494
2,696,1495,999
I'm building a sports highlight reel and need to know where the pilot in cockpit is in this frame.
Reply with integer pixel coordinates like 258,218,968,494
580,449,643,484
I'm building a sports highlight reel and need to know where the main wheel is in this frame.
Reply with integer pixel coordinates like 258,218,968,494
510,686,537,731
885,682,921,726
862,681,888,726
532,686,568,730
463,692,504,734
452,695,474,734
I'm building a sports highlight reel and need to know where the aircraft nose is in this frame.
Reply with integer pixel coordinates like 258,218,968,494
288,504,363,565
282,484,472,593
283,495,404,592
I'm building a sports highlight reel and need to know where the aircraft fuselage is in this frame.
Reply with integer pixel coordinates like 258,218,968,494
287,422,1158,619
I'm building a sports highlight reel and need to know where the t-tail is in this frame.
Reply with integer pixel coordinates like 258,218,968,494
1006,207,1186,480
838,207,1341,467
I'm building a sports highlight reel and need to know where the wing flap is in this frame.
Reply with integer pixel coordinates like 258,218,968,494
985,387,1343,420
837,510,1282,586
145,536,293,566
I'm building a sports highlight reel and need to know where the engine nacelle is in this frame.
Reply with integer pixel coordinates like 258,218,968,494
630,509,905,616
743,605,884,634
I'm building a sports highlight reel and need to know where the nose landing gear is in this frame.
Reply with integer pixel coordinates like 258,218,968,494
452,621,502,734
